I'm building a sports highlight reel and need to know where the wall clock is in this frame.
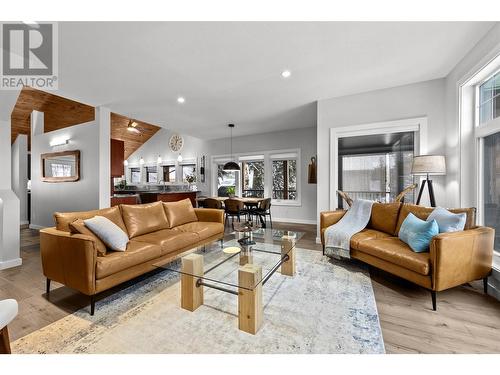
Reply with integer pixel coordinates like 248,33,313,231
169,134,184,152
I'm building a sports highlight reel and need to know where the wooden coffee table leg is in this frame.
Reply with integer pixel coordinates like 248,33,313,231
181,254,204,311
238,264,263,334
0,326,11,354
281,236,296,276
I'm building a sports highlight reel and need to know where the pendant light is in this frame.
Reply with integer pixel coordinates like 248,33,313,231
223,124,240,171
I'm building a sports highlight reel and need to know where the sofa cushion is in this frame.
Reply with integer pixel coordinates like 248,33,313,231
69,219,108,256
357,237,430,275
133,229,199,255
395,204,475,234
55,206,127,233
367,202,402,235
96,241,161,279
121,202,170,238
163,198,198,228
350,229,391,250
175,221,224,241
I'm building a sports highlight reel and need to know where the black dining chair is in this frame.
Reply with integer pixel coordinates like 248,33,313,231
224,199,249,229
203,198,223,209
250,198,272,229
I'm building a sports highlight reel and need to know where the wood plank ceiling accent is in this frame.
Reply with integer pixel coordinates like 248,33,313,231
110,113,161,159
11,86,95,147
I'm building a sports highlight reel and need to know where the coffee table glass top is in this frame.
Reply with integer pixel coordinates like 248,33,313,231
153,228,304,291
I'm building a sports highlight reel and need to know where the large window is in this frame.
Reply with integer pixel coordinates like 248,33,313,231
212,149,300,205
242,160,264,197
483,132,500,253
479,71,500,125
271,156,297,201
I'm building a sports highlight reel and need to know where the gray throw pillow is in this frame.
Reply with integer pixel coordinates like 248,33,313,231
84,215,129,252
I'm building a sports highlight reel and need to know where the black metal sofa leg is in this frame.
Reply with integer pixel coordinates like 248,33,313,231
431,290,437,311
483,277,488,294
46,278,51,295
90,295,95,316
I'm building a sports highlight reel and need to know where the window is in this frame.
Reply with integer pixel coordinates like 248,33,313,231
146,166,158,183
182,164,196,183
217,163,238,197
479,71,500,125
242,160,264,197
162,165,176,182
130,167,141,184
272,156,297,201
482,132,500,254
212,149,300,204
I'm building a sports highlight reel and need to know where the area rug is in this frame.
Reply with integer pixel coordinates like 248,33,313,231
12,246,385,353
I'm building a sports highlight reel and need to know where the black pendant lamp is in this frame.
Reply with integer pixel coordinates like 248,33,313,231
223,124,240,171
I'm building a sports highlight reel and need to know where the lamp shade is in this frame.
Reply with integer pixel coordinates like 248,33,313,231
223,161,240,171
411,155,446,175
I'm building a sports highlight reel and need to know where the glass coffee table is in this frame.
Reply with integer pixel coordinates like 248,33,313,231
154,228,304,334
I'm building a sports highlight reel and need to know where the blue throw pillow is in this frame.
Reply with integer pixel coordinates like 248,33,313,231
398,213,439,253
426,206,466,233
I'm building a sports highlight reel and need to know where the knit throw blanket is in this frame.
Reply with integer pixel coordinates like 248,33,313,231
324,199,375,260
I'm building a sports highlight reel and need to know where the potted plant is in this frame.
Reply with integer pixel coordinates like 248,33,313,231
226,186,236,198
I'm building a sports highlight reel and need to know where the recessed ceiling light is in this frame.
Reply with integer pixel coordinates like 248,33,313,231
177,96,185,104
281,70,291,78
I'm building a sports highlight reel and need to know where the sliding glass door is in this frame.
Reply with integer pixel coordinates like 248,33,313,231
482,132,500,253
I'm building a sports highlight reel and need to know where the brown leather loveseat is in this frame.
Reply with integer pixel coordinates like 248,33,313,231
320,203,494,310
40,199,224,315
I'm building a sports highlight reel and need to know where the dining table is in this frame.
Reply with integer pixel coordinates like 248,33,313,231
196,196,267,226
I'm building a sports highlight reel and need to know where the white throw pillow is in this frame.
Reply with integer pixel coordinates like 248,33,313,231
84,216,129,252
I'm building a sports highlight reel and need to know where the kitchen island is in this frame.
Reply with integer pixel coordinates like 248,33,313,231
113,189,200,206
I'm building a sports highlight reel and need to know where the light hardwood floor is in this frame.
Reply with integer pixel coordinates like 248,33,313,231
1,224,499,353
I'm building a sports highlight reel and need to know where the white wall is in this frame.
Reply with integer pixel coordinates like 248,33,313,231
445,23,500,208
317,79,447,225
205,127,317,224
11,134,28,224
0,120,21,269
126,128,210,192
31,120,100,228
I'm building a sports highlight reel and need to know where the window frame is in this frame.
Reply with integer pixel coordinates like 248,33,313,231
211,148,301,206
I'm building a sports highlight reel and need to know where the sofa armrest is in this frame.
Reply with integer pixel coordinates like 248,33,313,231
40,227,97,295
194,208,224,225
319,210,347,244
430,226,494,291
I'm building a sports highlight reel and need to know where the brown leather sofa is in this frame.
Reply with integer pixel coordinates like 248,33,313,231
320,203,494,310
40,199,224,315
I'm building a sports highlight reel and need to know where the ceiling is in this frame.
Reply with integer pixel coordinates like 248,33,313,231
26,22,497,139
110,113,161,159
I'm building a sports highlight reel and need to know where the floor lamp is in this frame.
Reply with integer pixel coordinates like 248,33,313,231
412,155,446,207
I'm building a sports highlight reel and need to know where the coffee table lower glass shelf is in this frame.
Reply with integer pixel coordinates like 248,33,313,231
153,228,304,334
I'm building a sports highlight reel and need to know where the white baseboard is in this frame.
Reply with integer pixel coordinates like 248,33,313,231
0,258,22,270
272,217,317,225
20,220,29,225
316,237,321,244
29,224,45,230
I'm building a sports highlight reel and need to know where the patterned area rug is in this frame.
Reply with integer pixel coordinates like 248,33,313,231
13,247,385,353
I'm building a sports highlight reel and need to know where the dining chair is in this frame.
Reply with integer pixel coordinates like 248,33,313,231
204,198,223,209
0,299,18,354
250,197,273,229
224,199,248,229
